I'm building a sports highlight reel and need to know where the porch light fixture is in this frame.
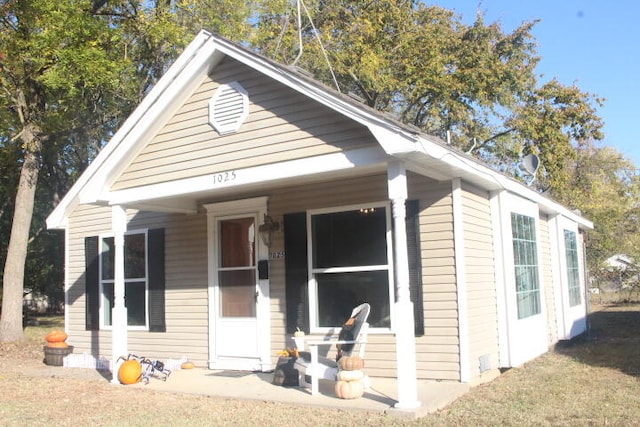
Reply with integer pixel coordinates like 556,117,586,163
258,215,280,247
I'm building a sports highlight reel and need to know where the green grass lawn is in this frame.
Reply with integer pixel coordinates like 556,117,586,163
2,303,639,426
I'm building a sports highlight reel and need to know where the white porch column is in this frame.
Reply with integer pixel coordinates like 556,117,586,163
111,205,128,383
388,162,421,409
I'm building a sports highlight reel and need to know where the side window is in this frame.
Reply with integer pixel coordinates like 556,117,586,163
564,229,582,307
100,231,148,328
510,212,541,319
309,205,392,329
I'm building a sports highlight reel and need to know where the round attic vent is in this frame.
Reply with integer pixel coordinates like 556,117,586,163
208,81,248,135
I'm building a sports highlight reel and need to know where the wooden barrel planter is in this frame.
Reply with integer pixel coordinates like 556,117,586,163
43,345,74,366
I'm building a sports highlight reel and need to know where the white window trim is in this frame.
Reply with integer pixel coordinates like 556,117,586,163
550,214,585,339
306,202,394,333
99,229,149,331
503,194,545,322
563,228,582,307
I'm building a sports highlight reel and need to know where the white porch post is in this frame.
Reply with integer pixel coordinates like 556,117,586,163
388,161,421,409
111,205,128,383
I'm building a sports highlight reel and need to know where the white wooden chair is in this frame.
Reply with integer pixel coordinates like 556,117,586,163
294,303,370,395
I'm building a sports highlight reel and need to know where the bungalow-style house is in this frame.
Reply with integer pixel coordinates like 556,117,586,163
46,30,591,408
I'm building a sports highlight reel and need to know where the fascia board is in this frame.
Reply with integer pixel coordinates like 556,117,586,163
46,30,218,229
103,146,388,206
86,35,221,203
412,136,594,230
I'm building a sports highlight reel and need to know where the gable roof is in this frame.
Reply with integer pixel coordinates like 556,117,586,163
47,30,592,230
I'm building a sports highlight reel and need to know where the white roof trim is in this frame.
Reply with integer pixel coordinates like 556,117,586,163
104,146,387,207
47,31,219,229
47,30,592,232
411,136,593,229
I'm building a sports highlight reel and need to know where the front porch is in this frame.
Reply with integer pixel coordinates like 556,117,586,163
31,363,470,419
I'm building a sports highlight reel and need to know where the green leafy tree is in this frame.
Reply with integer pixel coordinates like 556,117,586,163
0,0,133,341
551,141,640,280
0,0,261,341
250,1,604,190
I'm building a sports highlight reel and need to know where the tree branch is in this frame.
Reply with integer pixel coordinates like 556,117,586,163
481,127,516,146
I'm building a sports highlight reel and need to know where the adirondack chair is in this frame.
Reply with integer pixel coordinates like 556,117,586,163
294,303,370,395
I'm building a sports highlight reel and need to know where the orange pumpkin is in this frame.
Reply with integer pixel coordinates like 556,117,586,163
46,341,69,348
337,355,364,371
118,360,142,385
334,379,364,399
181,361,195,369
45,330,68,343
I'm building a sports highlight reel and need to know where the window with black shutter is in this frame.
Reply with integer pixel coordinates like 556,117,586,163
84,228,165,331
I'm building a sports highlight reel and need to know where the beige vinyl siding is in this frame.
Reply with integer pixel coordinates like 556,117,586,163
538,213,558,345
113,57,376,190
460,183,499,380
409,175,460,381
264,173,460,380
66,204,112,344
65,205,210,366
266,174,391,377
66,171,462,380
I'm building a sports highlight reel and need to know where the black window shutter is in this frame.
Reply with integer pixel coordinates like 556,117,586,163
84,236,100,331
284,213,309,334
148,228,166,332
406,200,425,336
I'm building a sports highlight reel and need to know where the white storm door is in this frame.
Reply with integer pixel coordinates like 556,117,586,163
213,215,260,368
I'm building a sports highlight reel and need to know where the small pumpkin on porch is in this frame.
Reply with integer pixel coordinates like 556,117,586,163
45,330,68,344
337,355,364,371
118,359,142,385
181,361,195,369
334,379,364,399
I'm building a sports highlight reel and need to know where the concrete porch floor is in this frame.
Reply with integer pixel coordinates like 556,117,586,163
129,368,471,419
25,362,470,419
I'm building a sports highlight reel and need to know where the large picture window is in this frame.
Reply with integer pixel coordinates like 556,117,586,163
100,231,148,328
511,213,541,319
310,205,392,329
564,230,582,307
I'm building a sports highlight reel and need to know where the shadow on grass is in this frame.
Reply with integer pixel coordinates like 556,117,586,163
553,304,640,377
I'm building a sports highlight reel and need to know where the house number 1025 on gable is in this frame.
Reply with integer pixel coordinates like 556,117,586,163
213,170,237,185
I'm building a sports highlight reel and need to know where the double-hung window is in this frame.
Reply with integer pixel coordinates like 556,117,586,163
564,229,582,307
309,204,393,330
100,231,148,329
511,213,541,319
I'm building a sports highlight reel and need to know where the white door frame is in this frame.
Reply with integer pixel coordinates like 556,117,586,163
204,197,271,371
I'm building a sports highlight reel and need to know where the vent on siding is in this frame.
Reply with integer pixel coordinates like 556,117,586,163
479,354,492,373
208,81,248,135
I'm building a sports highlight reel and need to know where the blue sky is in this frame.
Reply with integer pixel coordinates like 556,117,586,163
435,1,640,167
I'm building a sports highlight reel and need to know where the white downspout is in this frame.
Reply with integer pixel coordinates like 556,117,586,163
111,205,128,382
388,161,421,409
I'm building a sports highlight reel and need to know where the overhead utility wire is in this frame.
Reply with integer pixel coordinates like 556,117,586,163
292,0,341,93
